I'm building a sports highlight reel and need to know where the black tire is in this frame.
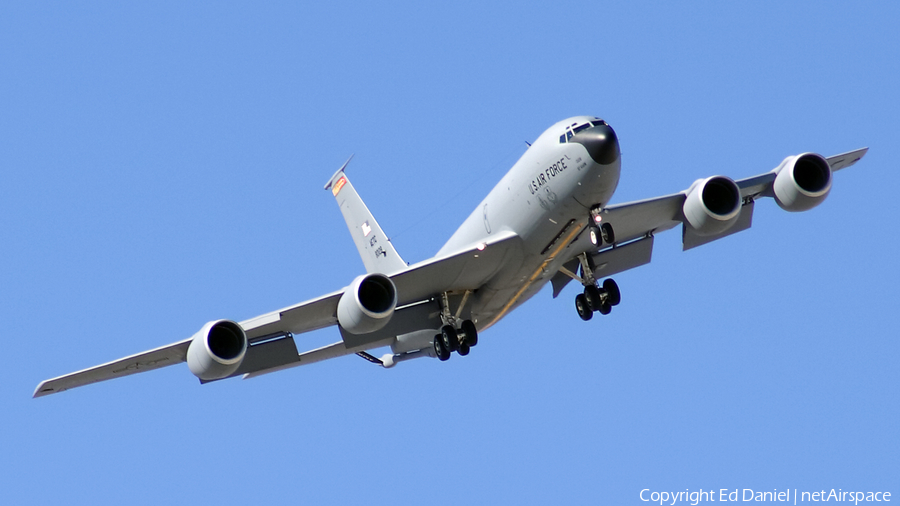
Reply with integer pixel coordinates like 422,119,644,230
434,334,450,361
600,222,615,244
458,342,470,356
575,293,593,321
461,319,478,347
598,302,612,315
603,278,621,306
441,325,459,352
584,284,603,311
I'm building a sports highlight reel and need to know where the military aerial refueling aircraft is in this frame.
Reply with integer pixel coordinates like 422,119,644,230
34,116,867,397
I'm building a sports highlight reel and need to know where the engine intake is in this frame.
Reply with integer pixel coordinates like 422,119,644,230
683,176,742,236
773,153,832,212
186,320,248,381
337,273,398,335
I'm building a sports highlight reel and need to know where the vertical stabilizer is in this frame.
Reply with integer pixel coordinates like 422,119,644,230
324,157,407,274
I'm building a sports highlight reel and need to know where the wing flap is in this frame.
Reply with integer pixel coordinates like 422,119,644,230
243,340,369,379
204,334,301,383
601,194,683,245
590,235,655,279
241,290,343,340
339,298,440,348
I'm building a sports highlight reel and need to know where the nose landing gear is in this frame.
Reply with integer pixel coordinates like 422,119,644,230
588,206,616,247
588,222,615,247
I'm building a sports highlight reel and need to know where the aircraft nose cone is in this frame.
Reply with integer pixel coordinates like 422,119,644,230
572,123,620,165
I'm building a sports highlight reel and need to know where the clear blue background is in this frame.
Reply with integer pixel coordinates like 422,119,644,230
2,2,897,504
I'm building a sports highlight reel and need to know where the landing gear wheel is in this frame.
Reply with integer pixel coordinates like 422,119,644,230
460,319,478,347
575,293,593,321
584,285,603,311
433,334,450,361
458,342,470,356
441,325,459,352
588,226,602,246
602,278,621,306
600,222,615,244
598,302,612,315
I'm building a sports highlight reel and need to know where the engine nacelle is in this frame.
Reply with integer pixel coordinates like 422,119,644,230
683,175,742,236
773,153,832,212
337,273,398,335
186,319,248,381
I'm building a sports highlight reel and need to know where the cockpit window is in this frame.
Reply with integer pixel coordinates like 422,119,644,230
560,120,607,143
572,123,591,134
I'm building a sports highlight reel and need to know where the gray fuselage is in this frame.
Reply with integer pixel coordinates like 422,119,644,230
436,116,621,330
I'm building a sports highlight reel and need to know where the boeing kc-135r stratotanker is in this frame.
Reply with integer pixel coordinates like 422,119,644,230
34,116,867,397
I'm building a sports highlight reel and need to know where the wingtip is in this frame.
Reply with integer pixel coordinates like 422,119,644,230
33,380,58,398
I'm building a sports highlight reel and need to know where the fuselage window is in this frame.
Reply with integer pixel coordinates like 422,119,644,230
572,123,591,134
566,130,573,141
591,119,607,127
559,134,566,144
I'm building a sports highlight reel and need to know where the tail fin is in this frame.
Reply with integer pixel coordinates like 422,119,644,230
324,157,407,274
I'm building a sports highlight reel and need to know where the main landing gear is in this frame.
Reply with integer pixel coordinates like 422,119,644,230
432,291,479,362
433,320,478,361
575,278,621,321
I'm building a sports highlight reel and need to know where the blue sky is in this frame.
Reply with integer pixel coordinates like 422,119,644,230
2,2,897,504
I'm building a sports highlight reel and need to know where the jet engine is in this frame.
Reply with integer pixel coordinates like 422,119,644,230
337,273,398,335
773,153,832,212
682,176,742,236
186,319,248,381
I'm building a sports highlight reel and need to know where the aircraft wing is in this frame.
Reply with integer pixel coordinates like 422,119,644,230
551,148,868,295
601,148,868,244
239,229,519,341
226,229,522,376
34,231,521,397
33,339,193,398
32,290,343,398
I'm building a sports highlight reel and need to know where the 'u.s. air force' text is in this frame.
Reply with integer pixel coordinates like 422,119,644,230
529,158,568,194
